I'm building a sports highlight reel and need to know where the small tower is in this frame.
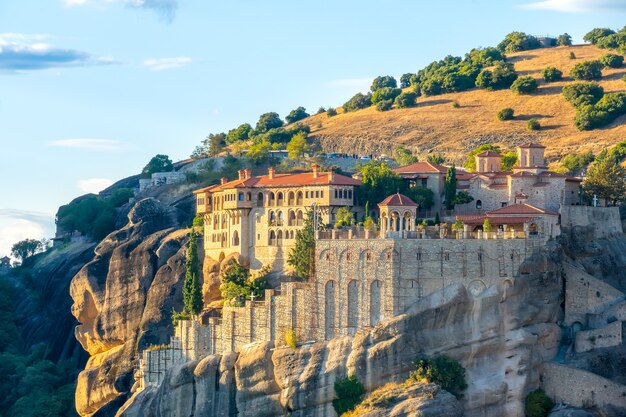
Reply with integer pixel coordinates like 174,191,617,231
378,193,418,235
517,143,546,169
475,151,502,173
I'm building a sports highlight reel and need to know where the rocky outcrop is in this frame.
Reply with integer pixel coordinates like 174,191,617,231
116,248,562,417
71,198,193,416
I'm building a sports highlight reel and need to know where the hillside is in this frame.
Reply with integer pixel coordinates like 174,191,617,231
304,44,626,164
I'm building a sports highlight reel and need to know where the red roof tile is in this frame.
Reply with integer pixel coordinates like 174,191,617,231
476,151,501,157
518,143,546,149
394,161,447,174
378,193,418,207
487,203,557,216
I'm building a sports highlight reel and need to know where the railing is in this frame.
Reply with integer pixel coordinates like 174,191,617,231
316,227,542,241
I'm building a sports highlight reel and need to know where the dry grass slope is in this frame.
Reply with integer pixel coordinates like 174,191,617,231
303,45,626,164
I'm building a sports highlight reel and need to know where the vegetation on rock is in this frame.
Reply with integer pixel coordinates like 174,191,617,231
141,154,174,178
407,356,467,398
524,389,554,417
219,260,268,306
183,231,203,315
333,375,365,416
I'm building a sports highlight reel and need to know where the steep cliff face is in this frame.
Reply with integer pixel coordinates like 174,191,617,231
115,248,562,417
71,198,193,416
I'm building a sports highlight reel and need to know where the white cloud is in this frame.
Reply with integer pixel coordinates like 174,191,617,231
62,0,178,20
0,209,55,258
49,138,130,151
142,56,192,71
520,0,626,13
326,77,373,90
77,178,115,193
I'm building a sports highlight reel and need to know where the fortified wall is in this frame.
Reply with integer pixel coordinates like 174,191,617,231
139,229,548,390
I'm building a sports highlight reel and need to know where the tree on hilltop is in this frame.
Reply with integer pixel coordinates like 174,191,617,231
583,151,626,206
11,239,46,263
285,107,310,124
255,112,284,134
584,28,616,45
557,33,572,46
142,154,174,177
571,61,603,81
286,132,310,162
370,75,397,92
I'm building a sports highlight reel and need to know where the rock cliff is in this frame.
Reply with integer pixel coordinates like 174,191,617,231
114,247,562,417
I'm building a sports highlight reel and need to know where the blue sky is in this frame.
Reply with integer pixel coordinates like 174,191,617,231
1,0,625,256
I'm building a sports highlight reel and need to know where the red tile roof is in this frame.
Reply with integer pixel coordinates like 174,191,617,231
476,151,501,157
394,161,447,174
487,203,558,216
459,215,537,225
518,143,546,149
378,193,418,207
193,170,360,194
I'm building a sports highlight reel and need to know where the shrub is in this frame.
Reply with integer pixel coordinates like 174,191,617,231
510,76,538,94
255,112,283,133
370,75,397,92
525,389,554,417
371,87,402,104
498,31,541,53
316,106,326,114
476,62,518,90
343,93,372,112
569,52,576,60
327,107,337,117
570,60,603,81
376,99,393,112
497,108,514,121
407,356,467,398
451,101,460,108
394,91,418,108
333,375,365,416
420,78,443,96
557,33,572,46
584,28,616,45
542,67,563,82
599,53,624,68
562,82,604,107
527,118,541,131
284,328,297,349
574,92,626,130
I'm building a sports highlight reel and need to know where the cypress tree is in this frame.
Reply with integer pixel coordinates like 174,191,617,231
444,165,457,210
287,208,315,279
183,231,203,315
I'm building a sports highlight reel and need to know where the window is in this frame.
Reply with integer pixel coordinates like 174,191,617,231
476,200,482,209
348,190,352,199
334,189,338,198
443,252,450,261
346,252,351,261
501,202,508,208
321,191,324,198
315,191,320,198
198,197,205,205
306,191,309,198
421,178,427,187
257,234,260,240
238,192,244,201
416,252,421,261
366,252,372,261
478,253,483,261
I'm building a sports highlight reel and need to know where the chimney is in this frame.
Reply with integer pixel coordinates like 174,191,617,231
244,168,252,179
329,167,335,182
221,177,227,185
268,167,275,180
312,163,319,178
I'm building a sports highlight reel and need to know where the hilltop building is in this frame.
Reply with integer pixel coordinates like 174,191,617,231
194,164,361,271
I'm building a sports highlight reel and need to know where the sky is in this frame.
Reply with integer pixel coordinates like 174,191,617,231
1,0,625,256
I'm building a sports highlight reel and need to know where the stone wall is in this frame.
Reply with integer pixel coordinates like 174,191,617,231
542,363,626,410
574,320,623,353
560,206,623,239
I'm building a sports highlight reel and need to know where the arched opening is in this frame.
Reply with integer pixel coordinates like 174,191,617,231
391,211,400,232
296,191,303,205
476,200,482,210
288,210,296,226
325,281,336,340
269,211,276,226
277,230,283,245
288,191,295,206
277,192,284,206
296,210,303,226
269,230,276,246
268,192,275,206
246,192,252,201
257,192,264,206
347,280,359,331
277,210,284,226
370,280,382,326
529,222,539,235
238,192,244,201
232,230,239,246
403,211,412,231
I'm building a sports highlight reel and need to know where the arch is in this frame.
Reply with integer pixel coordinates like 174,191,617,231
529,222,539,235
232,230,240,246
370,280,382,326
325,280,336,340
347,280,359,330
238,192,244,201
403,211,412,231
296,191,303,205
288,210,296,226
269,210,276,225
246,192,252,201
390,210,400,232
319,249,331,261
296,210,303,226
277,210,284,226
476,199,482,210
290,230,294,239
268,191,276,206
257,192,264,206
269,230,276,246
277,192,284,206
288,191,295,206
277,230,283,245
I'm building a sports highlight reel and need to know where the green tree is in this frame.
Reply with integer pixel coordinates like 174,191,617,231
420,78,443,96
497,107,515,121
408,356,467,398
225,123,252,144
358,161,404,210
316,106,326,114
510,76,537,94
326,107,337,117
562,82,604,107
465,47,505,66
408,186,434,209
376,99,393,112
584,28,616,45
332,375,365,416
370,75,397,92
501,151,518,171
183,232,203,315
394,146,418,165
343,92,372,112
286,132,310,162
599,53,624,68
285,106,310,124
465,144,501,172
371,87,402,104
476,62,518,90
557,33,572,46
394,91,418,108
560,151,594,175
334,207,353,228
497,32,541,53
255,112,284,133
527,118,541,130
141,154,174,178
400,73,414,88
427,154,445,164
454,191,473,205
246,140,271,165
570,60,603,81
525,389,554,417
10,239,44,263
444,165,457,210
583,151,626,205
219,260,268,306
287,208,315,279
542,67,563,82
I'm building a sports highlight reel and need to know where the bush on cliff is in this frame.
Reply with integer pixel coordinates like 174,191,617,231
524,389,554,417
407,356,467,398
333,375,365,416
